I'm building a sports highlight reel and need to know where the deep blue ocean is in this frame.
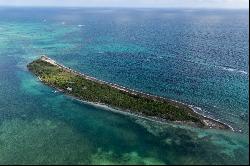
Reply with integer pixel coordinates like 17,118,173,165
0,7,249,164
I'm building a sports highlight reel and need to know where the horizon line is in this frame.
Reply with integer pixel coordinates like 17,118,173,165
0,5,249,10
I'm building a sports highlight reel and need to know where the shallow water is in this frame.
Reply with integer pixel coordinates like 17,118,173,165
0,8,249,164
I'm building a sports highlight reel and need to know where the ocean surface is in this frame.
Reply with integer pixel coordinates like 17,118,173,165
0,7,249,164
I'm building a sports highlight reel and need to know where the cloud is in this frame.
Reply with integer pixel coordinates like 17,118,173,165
0,0,248,9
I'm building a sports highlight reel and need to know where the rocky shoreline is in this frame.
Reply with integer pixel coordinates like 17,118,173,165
28,55,233,130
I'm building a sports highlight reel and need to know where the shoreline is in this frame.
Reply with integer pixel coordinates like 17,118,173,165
28,55,233,131
49,77,234,131
67,92,235,131
189,105,234,131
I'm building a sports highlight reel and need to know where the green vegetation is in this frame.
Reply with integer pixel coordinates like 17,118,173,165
27,58,210,127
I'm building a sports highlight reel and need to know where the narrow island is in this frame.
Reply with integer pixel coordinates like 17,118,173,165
27,56,231,130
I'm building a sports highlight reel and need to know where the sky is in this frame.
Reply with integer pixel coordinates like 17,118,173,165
0,0,248,9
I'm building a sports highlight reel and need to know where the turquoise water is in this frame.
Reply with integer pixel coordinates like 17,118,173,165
0,8,249,164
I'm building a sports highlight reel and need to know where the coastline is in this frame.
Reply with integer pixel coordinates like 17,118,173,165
28,55,233,131
66,92,235,131
189,105,234,131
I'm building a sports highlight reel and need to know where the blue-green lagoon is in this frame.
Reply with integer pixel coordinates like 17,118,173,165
0,8,249,164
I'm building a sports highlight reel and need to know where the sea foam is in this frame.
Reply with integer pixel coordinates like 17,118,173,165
221,66,248,75
78,24,85,27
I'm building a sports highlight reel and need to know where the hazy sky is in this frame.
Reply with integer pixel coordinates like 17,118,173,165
0,0,248,9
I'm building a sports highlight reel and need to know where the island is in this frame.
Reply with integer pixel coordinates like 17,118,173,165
27,56,231,130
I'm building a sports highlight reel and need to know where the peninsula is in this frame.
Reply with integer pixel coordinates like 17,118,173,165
27,56,231,130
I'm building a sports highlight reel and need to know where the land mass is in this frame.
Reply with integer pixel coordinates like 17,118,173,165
27,56,231,130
